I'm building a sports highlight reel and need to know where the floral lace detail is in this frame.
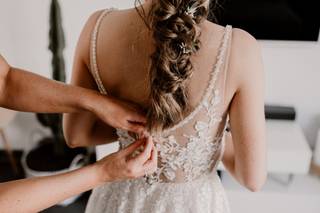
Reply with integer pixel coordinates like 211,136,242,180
150,89,224,183
116,129,136,148
156,134,223,182
113,25,231,184
87,7,233,212
116,88,226,184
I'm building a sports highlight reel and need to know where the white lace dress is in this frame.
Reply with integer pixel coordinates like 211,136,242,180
85,8,233,213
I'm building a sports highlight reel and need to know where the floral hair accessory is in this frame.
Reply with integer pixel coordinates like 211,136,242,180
183,0,200,19
184,5,196,18
178,42,191,54
177,40,198,55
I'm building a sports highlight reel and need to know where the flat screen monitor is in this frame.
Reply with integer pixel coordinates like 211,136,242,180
208,0,320,41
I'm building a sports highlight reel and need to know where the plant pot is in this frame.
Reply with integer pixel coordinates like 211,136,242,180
21,138,88,206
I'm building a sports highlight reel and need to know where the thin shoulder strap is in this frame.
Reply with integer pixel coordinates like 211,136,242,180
162,25,234,134
221,25,233,105
89,8,117,95
220,26,233,132
207,25,232,133
207,25,232,95
213,29,233,167
204,25,233,102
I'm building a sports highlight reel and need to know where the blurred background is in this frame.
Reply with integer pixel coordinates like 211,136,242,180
0,0,320,212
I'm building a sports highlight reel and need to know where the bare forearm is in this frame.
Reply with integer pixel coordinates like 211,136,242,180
0,67,98,113
0,164,103,213
222,132,238,178
222,131,266,191
222,132,249,186
63,113,117,148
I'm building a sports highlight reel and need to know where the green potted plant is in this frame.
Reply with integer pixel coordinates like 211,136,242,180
21,0,87,206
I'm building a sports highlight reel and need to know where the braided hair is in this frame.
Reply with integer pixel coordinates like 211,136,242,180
134,0,211,133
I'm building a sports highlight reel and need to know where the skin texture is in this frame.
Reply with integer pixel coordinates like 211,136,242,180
65,1,266,192
0,54,157,211
221,28,267,191
0,54,146,134
0,137,157,213
63,10,125,147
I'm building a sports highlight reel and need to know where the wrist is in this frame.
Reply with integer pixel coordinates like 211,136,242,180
86,163,105,187
80,88,105,113
92,161,112,185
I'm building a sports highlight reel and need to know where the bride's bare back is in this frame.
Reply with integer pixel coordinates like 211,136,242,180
64,2,266,193
91,7,231,111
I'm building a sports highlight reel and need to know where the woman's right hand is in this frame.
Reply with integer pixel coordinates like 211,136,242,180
88,94,147,135
94,136,157,183
0,136,156,213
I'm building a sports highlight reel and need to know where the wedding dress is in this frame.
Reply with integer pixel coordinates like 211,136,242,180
85,7,232,213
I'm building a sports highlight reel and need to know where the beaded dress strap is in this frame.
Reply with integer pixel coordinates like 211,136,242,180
204,25,232,104
221,26,233,106
219,26,233,133
162,25,233,135
89,8,117,95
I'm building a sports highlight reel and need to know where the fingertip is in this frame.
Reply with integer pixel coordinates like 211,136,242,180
122,137,145,154
139,130,150,139
139,126,147,134
126,123,146,135
137,125,146,134
145,136,153,147
133,112,147,124
139,116,147,124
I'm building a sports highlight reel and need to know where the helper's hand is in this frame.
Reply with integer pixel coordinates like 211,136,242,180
95,136,157,183
90,95,147,135
0,136,156,213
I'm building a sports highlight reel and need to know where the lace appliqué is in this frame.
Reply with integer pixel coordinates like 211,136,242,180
116,88,224,185
87,6,232,211
113,26,231,185
144,89,223,184
117,129,144,158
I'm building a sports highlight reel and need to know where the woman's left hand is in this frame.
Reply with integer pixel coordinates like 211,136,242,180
95,136,157,183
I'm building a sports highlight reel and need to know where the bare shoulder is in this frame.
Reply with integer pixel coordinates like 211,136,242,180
201,21,260,52
201,20,226,39
231,28,261,55
203,24,262,58
198,20,260,48
75,10,105,66
201,22,263,93
80,9,106,41
229,27,264,92
83,7,136,41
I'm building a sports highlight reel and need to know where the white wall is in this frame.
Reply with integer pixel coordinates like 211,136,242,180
262,39,320,146
0,0,320,149
0,0,135,150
